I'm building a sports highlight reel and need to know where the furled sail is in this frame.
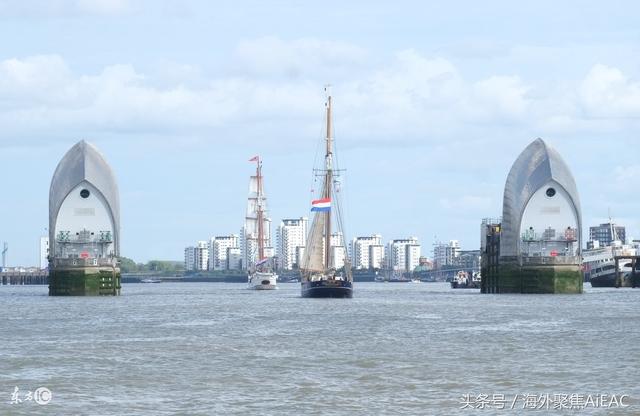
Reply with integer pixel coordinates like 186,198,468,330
245,175,266,237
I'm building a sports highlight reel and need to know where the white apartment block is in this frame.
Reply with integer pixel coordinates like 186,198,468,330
351,234,382,269
433,240,461,269
277,217,308,270
330,232,344,247
39,236,49,270
184,246,196,271
210,235,240,270
329,232,346,269
369,244,385,269
387,237,420,271
227,247,242,270
405,244,421,272
194,240,209,271
295,246,306,268
330,245,346,269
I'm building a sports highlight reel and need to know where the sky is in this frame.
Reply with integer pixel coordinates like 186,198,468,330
0,0,639,265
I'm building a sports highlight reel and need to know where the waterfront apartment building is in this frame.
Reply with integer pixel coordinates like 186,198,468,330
330,232,346,269
589,223,626,247
433,240,461,269
210,235,240,270
195,241,209,271
455,250,481,271
351,234,383,269
369,244,385,269
184,246,196,271
39,236,49,270
227,247,242,270
405,244,421,271
277,218,308,270
184,241,209,271
387,237,420,271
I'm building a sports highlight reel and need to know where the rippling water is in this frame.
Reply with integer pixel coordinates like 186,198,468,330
1,282,638,415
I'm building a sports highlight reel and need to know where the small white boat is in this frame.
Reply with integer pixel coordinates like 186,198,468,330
248,271,278,290
140,278,161,283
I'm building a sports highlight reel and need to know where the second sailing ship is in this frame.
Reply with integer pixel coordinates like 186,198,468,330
245,156,278,290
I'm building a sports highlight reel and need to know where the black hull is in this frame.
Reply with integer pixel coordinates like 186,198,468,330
590,274,617,287
451,281,480,289
590,273,633,288
301,280,353,298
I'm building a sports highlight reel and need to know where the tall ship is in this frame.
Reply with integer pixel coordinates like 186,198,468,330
245,156,278,290
300,90,353,298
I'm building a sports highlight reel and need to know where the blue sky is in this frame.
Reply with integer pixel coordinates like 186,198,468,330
1,0,639,265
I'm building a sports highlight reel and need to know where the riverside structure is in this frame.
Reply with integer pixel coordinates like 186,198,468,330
481,138,583,294
48,140,121,296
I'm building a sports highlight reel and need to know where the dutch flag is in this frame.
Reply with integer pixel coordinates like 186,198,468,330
255,258,269,266
311,198,331,212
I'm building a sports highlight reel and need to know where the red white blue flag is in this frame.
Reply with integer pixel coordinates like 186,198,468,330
311,198,331,212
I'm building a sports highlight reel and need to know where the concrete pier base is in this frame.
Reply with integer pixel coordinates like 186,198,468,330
483,261,582,294
49,267,121,296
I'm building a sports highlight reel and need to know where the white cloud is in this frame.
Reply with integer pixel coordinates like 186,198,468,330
75,0,133,15
0,44,639,145
0,0,136,17
234,36,368,78
614,164,640,182
471,75,529,120
580,64,640,118
439,195,493,212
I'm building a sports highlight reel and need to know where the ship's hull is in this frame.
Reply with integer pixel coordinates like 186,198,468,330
590,272,632,288
301,280,353,298
248,272,278,290
451,280,480,289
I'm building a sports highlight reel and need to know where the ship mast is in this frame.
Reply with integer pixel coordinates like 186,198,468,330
256,157,265,261
324,92,333,270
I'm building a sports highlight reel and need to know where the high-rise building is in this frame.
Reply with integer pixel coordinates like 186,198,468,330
455,250,481,270
277,218,308,270
387,237,420,271
405,244,421,272
330,232,346,269
184,246,196,271
210,235,240,270
330,246,346,269
351,234,383,269
227,247,242,270
193,241,209,271
39,236,49,270
589,223,626,247
369,244,385,269
433,240,460,269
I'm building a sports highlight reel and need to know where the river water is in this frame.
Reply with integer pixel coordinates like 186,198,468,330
1,282,638,415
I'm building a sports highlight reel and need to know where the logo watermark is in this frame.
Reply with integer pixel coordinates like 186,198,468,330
9,386,52,406
459,393,630,410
